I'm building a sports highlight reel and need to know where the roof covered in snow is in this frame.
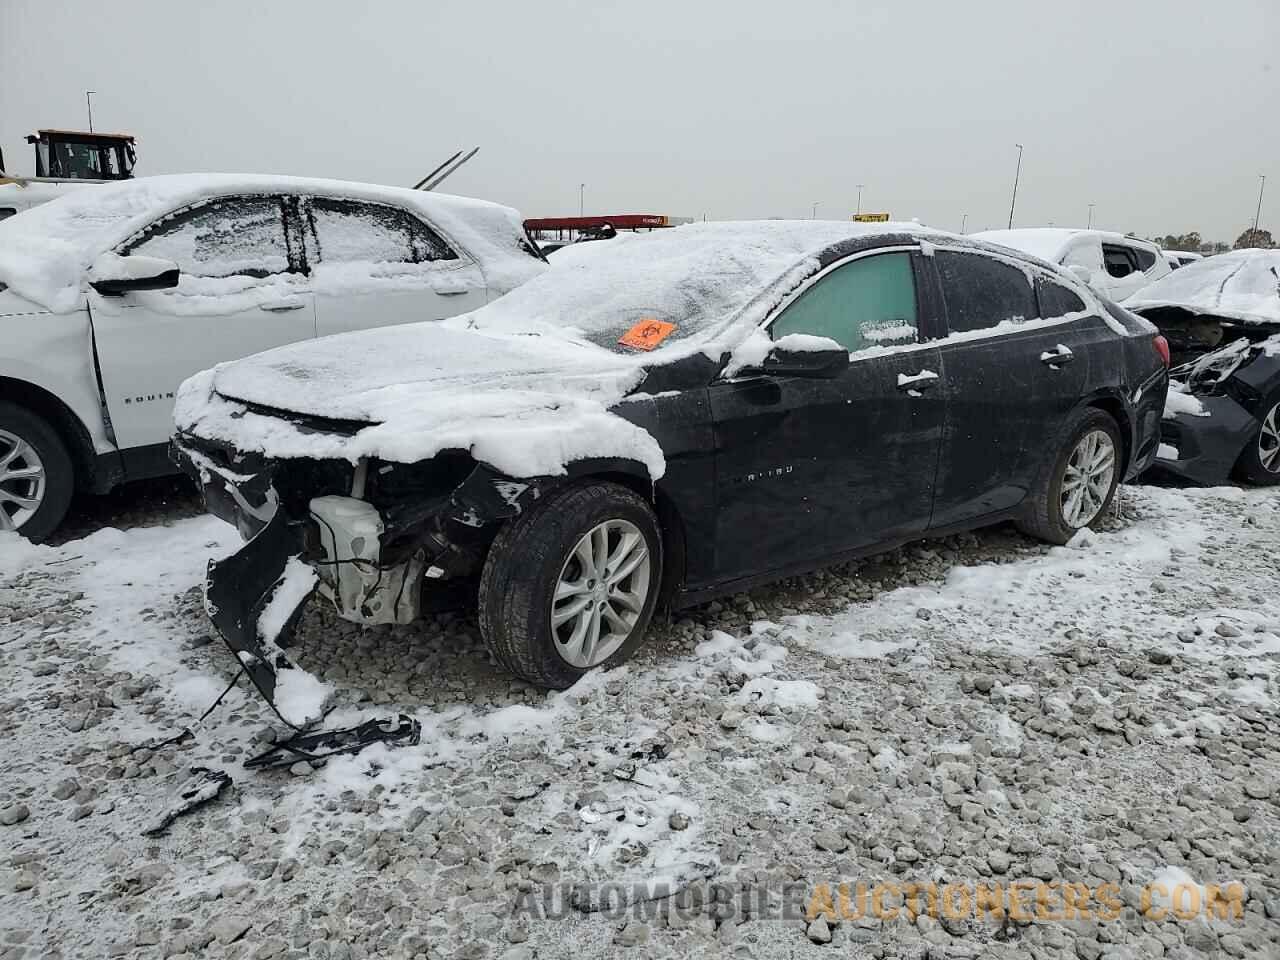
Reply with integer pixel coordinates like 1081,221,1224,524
1127,249,1280,325
0,173,540,313
974,228,1158,263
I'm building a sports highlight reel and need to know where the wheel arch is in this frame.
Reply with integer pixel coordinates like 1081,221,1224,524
562,459,687,607
0,376,103,492
1083,391,1133,475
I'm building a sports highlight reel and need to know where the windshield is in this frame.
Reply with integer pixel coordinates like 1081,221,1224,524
448,220,919,356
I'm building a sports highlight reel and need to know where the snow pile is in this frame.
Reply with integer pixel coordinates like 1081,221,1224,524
1164,382,1209,419
0,173,543,313
1128,249,1280,325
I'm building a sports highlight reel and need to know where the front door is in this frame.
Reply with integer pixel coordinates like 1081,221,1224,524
709,249,946,584
90,194,316,453
303,197,488,338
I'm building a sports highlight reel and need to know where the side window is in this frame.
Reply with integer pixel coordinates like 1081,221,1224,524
1101,244,1137,278
0,208,16,222
1038,277,1087,318
936,251,1040,333
308,198,457,265
123,196,291,278
769,252,918,352
1130,244,1158,271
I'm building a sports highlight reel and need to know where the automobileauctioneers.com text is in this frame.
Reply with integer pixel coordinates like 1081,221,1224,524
512,878,1248,924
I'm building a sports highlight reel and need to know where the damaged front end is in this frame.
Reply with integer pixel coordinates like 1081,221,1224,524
173,431,547,729
1151,332,1280,484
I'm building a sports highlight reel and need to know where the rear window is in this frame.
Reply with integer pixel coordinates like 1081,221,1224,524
1038,278,1086,318
936,251,1040,333
1131,245,1158,271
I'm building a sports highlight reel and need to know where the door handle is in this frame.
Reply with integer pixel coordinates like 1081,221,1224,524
896,369,940,397
435,288,470,296
262,301,306,312
1040,344,1075,367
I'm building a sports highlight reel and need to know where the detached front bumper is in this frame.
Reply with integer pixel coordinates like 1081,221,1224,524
172,434,550,718
1148,394,1256,485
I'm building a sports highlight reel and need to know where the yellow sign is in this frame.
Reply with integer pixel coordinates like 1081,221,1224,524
852,213,891,222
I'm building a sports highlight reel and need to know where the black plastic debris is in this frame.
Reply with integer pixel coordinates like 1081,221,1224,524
141,767,232,837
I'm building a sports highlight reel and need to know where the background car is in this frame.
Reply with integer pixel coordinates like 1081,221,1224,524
974,228,1171,301
0,173,546,538
1164,249,1204,270
172,221,1170,709
1126,249,1280,486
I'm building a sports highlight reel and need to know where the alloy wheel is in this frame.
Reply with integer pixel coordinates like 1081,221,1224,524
0,429,47,532
1259,403,1280,473
551,518,651,668
1061,429,1116,529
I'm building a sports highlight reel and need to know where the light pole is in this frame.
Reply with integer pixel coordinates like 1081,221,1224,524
812,201,819,220
1254,175,1267,233
1007,144,1023,229
960,213,968,234
856,184,865,215
579,183,584,217
86,90,96,132
1087,203,1095,229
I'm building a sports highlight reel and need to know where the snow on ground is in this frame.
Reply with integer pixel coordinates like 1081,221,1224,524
1,484,1278,959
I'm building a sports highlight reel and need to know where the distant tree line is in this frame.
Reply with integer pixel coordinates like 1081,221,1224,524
1140,228,1273,255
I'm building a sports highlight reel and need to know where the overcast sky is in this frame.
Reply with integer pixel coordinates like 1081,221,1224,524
2,0,1276,241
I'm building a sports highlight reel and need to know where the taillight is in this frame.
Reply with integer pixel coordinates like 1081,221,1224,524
1152,335,1171,367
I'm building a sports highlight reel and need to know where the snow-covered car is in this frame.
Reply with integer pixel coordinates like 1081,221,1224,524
172,221,1169,716
0,179,97,222
0,174,546,539
1165,249,1204,270
1126,249,1280,486
973,228,1171,301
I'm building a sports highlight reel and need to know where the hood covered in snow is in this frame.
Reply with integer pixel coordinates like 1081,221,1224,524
0,173,540,314
1127,249,1280,326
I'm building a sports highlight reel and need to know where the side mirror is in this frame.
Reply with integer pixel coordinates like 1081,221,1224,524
761,335,849,378
88,253,180,296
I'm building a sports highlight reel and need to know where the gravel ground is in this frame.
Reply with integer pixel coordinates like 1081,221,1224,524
1,482,1278,960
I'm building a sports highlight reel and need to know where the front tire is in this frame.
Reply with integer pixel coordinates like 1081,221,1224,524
1233,393,1280,486
478,481,663,689
1017,408,1122,545
0,402,74,542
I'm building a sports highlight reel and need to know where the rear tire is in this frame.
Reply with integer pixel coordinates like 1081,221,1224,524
0,402,74,542
1232,392,1280,487
478,481,663,689
1017,407,1123,545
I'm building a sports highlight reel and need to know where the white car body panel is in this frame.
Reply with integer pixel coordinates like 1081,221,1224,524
88,281,317,449
0,291,116,455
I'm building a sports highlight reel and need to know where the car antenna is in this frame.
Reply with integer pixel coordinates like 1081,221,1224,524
416,146,479,192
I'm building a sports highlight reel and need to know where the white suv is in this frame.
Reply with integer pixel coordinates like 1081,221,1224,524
0,174,546,539
973,228,1171,302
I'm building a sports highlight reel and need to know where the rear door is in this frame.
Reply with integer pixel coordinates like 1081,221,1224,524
709,248,945,582
89,194,316,453
927,248,1094,527
304,197,487,337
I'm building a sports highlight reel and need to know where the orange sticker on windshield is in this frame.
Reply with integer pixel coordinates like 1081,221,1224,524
618,319,676,351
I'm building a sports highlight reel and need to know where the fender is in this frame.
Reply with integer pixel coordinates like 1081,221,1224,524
0,310,116,458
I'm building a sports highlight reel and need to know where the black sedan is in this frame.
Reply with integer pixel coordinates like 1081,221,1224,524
173,222,1169,711
1127,249,1280,486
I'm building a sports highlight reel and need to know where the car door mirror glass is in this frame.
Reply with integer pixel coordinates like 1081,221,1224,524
88,252,181,296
